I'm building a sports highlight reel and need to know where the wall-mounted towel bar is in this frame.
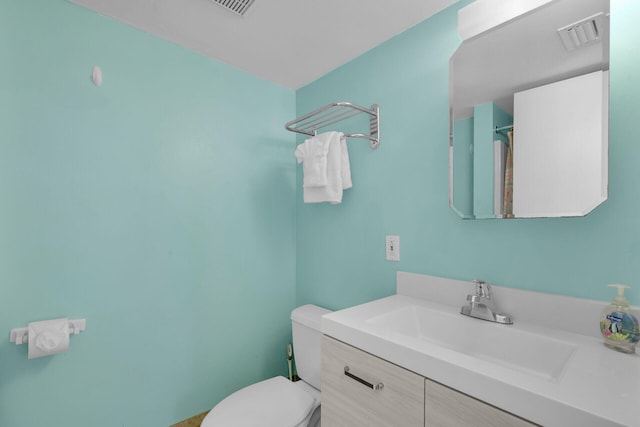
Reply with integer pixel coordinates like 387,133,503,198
285,102,380,149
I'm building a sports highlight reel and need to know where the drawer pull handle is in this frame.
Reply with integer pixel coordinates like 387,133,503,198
344,366,384,391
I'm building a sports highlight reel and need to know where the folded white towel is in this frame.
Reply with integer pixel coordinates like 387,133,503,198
340,136,352,190
295,131,352,204
294,132,332,187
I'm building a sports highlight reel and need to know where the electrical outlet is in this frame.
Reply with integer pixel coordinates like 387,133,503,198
386,235,400,261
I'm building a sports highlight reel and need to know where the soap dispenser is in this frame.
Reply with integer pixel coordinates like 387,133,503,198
600,284,639,354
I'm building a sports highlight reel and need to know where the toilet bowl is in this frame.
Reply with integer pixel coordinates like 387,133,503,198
201,304,331,427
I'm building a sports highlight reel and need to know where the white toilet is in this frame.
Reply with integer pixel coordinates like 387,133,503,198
201,304,331,427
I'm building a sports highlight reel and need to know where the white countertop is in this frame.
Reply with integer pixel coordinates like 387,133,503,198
321,272,640,427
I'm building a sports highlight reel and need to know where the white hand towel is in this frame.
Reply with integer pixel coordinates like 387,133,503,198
300,131,352,204
340,135,352,190
294,132,332,187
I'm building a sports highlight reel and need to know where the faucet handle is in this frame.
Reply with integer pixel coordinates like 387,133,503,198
472,279,492,298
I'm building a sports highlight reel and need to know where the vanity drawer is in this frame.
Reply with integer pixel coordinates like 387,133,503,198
321,335,425,427
426,379,539,427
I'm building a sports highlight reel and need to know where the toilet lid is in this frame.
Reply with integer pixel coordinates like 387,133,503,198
201,376,317,427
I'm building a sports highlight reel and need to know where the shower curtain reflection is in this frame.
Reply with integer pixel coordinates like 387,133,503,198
503,130,514,218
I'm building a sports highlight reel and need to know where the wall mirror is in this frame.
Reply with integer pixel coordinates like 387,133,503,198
449,0,610,219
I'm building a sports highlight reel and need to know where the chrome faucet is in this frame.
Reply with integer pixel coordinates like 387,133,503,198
460,279,513,324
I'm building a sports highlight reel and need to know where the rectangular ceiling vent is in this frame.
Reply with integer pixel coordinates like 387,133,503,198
557,12,605,52
210,0,255,16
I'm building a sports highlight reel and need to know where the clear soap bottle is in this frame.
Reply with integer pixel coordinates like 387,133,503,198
600,284,640,354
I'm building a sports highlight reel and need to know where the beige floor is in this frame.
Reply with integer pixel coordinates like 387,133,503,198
169,411,209,427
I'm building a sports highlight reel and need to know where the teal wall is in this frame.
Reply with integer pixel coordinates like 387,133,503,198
0,0,296,426
296,0,640,310
452,117,473,218
472,102,495,218
471,102,512,219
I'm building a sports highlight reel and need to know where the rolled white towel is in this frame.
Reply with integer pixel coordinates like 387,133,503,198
340,135,352,191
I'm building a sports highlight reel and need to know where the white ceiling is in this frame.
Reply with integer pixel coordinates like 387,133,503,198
69,0,458,89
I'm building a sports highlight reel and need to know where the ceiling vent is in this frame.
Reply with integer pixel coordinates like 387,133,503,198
210,0,255,16
557,12,605,51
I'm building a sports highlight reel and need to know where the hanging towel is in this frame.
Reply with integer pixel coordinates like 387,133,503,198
295,131,352,204
341,136,352,190
294,132,332,187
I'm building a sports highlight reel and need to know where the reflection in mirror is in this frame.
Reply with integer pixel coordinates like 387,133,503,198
449,0,609,219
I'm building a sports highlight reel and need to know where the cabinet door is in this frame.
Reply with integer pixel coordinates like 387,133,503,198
426,379,539,427
321,336,425,427
512,70,608,218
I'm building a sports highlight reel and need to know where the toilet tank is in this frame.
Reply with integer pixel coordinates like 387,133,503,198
291,304,331,390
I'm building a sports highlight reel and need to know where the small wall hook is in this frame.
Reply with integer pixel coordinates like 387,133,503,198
91,66,102,87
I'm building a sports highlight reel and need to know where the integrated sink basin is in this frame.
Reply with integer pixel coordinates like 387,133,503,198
366,304,576,382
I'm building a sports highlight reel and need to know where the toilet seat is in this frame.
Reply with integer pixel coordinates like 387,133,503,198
201,376,318,427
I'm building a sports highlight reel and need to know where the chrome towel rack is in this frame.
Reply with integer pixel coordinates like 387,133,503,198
285,101,380,149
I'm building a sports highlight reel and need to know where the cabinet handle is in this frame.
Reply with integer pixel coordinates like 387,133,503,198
344,366,384,391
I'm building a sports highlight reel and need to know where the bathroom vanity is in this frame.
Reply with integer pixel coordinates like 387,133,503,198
322,335,536,426
320,272,640,427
